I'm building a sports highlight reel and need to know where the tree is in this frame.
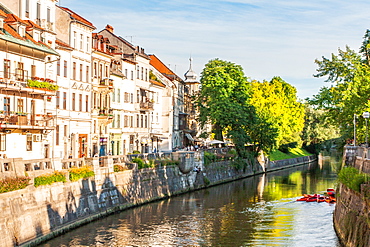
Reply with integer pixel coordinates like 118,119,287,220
250,77,305,149
301,105,341,153
197,59,277,156
309,31,370,141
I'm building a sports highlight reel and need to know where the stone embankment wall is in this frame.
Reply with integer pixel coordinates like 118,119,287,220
0,155,315,247
333,183,370,247
334,146,370,247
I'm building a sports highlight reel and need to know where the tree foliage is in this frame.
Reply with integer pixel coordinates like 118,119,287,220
197,59,277,156
308,30,370,142
250,77,305,148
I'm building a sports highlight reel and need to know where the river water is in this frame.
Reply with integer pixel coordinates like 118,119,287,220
39,157,341,247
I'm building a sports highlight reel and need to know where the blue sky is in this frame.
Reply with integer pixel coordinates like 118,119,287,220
59,0,370,99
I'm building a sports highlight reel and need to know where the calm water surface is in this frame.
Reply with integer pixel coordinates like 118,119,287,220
39,158,341,247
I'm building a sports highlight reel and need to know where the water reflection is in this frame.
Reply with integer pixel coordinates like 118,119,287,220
39,158,341,247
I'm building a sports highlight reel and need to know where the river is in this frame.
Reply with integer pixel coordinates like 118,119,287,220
39,156,341,247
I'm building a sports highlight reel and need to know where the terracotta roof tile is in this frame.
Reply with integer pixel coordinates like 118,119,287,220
4,14,28,25
149,54,182,81
24,19,43,31
59,6,95,29
3,23,24,40
56,39,73,49
150,79,166,88
0,9,7,18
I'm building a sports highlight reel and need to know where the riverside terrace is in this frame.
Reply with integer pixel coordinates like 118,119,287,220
0,149,234,182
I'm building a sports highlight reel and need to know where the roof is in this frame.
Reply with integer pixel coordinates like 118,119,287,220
150,79,166,88
149,54,183,82
5,14,28,25
24,19,43,31
58,6,95,29
56,39,73,49
0,9,7,18
0,22,59,56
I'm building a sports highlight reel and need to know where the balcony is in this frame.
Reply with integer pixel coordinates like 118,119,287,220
0,71,57,96
0,113,54,130
139,101,154,110
96,108,113,126
99,78,114,90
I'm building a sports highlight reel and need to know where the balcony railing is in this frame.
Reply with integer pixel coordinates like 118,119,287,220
98,109,113,119
0,113,54,129
0,71,57,95
99,78,114,89
139,101,154,110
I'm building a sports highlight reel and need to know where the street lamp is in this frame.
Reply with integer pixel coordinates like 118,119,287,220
363,112,370,147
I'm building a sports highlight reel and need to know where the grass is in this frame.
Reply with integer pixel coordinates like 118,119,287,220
269,147,312,161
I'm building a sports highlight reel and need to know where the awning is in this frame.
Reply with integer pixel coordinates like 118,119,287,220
185,133,194,142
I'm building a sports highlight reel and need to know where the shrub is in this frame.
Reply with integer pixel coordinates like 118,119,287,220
132,157,146,169
34,171,66,187
279,142,298,153
0,177,30,193
338,167,369,192
132,150,141,154
114,164,126,172
27,79,59,91
69,166,95,181
204,151,216,166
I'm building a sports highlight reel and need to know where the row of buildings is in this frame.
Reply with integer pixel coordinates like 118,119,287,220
0,0,202,159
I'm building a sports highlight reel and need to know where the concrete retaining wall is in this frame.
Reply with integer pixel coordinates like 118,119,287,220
0,155,315,247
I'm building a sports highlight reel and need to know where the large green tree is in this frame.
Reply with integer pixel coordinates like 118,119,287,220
309,30,370,141
197,59,277,156
250,77,305,148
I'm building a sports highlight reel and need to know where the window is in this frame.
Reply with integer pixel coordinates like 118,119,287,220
117,89,121,103
47,7,51,23
93,62,97,77
72,62,76,80
17,99,24,113
137,66,139,79
112,89,115,102
137,90,140,103
72,93,76,111
86,36,90,52
145,68,148,81
73,31,77,48
64,125,68,138
99,64,103,79
56,91,60,108
25,0,29,18
80,34,83,50
79,94,82,111
26,133,32,151
4,60,10,79
136,114,139,127
130,116,133,127
141,67,143,80
57,60,60,76
36,2,41,22
4,97,10,115
64,60,67,77
56,125,59,146
125,69,128,78
63,92,67,109
85,95,89,112
79,64,83,81
0,134,6,151
145,115,148,128
131,93,133,103
117,114,121,127
105,65,109,78
86,66,89,82
124,115,128,127
131,70,133,80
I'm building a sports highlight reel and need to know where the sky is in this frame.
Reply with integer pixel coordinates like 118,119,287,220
59,0,370,99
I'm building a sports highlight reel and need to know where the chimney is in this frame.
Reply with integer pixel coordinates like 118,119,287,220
106,24,114,33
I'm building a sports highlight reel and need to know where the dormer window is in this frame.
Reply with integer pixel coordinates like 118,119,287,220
18,26,25,37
